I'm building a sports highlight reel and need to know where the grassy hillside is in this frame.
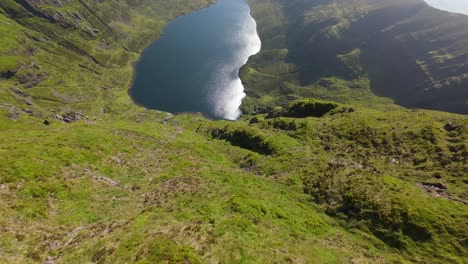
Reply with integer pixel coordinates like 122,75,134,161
243,0,468,114
0,0,214,119
0,0,467,263
1,105,466,263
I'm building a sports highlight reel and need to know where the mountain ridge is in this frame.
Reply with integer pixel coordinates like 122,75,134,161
243,0,468,114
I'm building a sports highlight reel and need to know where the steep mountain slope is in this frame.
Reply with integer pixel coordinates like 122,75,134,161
0,0,214,119
243,0,468,114
0,0,467,263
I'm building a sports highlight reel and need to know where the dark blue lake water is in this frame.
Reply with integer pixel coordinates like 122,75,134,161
130,0,261,120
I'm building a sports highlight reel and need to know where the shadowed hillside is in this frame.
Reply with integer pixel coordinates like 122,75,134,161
243,0,468,114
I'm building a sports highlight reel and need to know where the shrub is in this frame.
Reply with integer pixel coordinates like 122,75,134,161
303,164,435,249
211,126,276,155
285,99,339,118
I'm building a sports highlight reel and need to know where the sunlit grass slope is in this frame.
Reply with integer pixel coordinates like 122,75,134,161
0,0,467,263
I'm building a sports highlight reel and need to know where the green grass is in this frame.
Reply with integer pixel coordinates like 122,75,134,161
1,105,465,263
0,117,407,263
0,0,467,263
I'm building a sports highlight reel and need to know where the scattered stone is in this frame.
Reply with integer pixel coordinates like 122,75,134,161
84,120,97,125
318,79,333,87
0,103,12,108
416,182,447,197
44,256,55,264
249,116,259,124
163,113,174,124
443,122,460,132
92,175,120,187
72,21,80,30
0,70,16,79
254,106,273,115
72,12,83,20
331,107,355,115
109,156,122,165
63,111,86,123
52,113,63,121
421,182,447,190
18,72,48,88
10,87,29,97
7,109,19,120
84,27,98,38
448,145,459,153
241,157,255,170
417,182,466,204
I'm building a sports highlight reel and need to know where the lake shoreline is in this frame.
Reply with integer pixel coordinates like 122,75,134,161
127,1,218,119
129,0,261,121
